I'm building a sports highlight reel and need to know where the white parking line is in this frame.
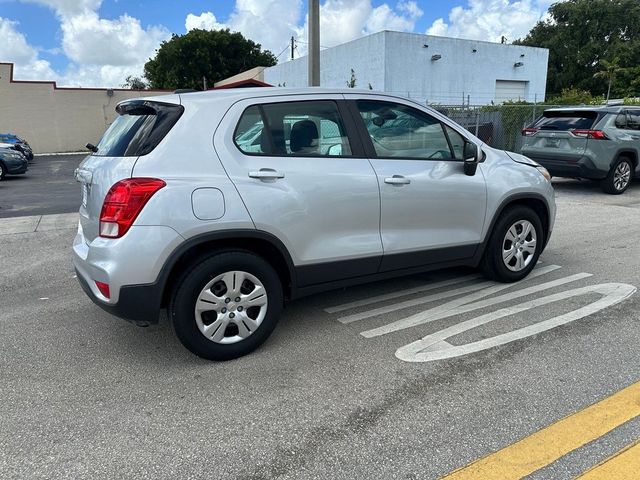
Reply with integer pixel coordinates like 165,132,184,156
338,280,492,324
337,264,560,325
324,273,482,314
361,272,593,338
396,283,637,362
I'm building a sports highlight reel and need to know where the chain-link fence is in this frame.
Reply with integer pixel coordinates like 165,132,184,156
431,104,562,153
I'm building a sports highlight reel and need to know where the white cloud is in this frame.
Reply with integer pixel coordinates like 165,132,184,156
0,17,57,80
398,1,424,19
60,12,169,67
22,0,101,16
426,0,557,43
17,0,170,87
185,0,423,60
185,12,226,31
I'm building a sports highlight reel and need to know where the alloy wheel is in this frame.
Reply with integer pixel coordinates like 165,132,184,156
613,161,631,192
502,220,537,272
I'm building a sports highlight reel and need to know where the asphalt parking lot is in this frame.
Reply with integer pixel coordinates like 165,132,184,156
1,156,638,479
0,154,83,218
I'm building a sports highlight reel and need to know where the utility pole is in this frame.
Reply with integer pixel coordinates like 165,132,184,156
291,36,295,61
308,0,320,86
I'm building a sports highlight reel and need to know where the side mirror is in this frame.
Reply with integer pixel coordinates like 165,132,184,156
463,142,480,176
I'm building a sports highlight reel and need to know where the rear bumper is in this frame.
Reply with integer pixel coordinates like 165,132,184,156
75,268,163,325
524,154,606,180
72,221,184,325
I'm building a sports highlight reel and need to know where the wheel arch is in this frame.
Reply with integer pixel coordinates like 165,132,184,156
160,230,296,308
482,193,551,255
611,149,638,169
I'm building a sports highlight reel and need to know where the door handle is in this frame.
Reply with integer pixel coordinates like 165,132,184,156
384,175,411,185
248,168,285,180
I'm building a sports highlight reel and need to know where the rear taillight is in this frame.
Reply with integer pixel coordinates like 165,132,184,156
521,128,538,136
570,129,609,140
95,281,110,299
99,178,166,238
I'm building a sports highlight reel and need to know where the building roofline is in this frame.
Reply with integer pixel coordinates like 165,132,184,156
379,30,548,51
0,62,172,93
213,79,272,89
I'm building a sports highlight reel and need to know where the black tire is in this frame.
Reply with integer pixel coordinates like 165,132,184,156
602,157,634,195
481,206,544,283
170,251,283,361
0,162,5,181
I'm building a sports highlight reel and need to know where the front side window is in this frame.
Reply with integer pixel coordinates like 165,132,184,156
356,100,455,160
234,101,352,157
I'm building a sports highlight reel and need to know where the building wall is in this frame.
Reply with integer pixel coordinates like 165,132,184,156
264,31,549,105
264,32,387,91
0,63,169,154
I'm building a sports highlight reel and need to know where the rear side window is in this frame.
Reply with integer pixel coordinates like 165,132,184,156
533,111,598,131
95,101,184,157
620,110,640,130
234,101,353,157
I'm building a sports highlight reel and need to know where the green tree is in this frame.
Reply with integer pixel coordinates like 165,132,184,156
121,75,148,90
515,0,640,98
546,88,603,105
144,29,277,90
593,58,625,101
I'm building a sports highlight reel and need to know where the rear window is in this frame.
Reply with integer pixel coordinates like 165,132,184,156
94,101,184,157
533,111,598,131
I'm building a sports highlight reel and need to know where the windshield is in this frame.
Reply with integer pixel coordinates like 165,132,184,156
94,101,184,157
534,111,598,131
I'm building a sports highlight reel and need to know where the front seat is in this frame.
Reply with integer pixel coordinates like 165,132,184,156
290,120,319,155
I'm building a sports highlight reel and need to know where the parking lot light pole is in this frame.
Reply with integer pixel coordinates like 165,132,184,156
309,0,320,86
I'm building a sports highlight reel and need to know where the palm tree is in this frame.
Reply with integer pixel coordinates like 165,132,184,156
593,58,623,102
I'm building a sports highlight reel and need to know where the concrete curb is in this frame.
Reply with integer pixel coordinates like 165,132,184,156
0,212,78,235
34,152,86,157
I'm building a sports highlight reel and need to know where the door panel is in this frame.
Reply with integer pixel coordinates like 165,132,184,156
214,96,382,284
347,97,487,271
371,158,487,269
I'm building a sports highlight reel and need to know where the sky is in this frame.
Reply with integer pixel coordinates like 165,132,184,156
0,0,558,88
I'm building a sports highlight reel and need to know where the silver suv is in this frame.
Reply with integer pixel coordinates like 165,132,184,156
521,106,640,194
73,88,556,360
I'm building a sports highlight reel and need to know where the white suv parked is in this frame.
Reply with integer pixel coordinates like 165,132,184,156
73,88,556,360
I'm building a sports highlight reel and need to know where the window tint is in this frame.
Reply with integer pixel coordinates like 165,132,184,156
533,111,597,131
356,100,454,160
234,101,352,156
95,101,184,157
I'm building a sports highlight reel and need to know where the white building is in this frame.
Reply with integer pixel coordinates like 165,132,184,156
264,31,549,105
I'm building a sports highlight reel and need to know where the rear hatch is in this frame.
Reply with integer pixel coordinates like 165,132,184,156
521,110,600,161
76,99,183,243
